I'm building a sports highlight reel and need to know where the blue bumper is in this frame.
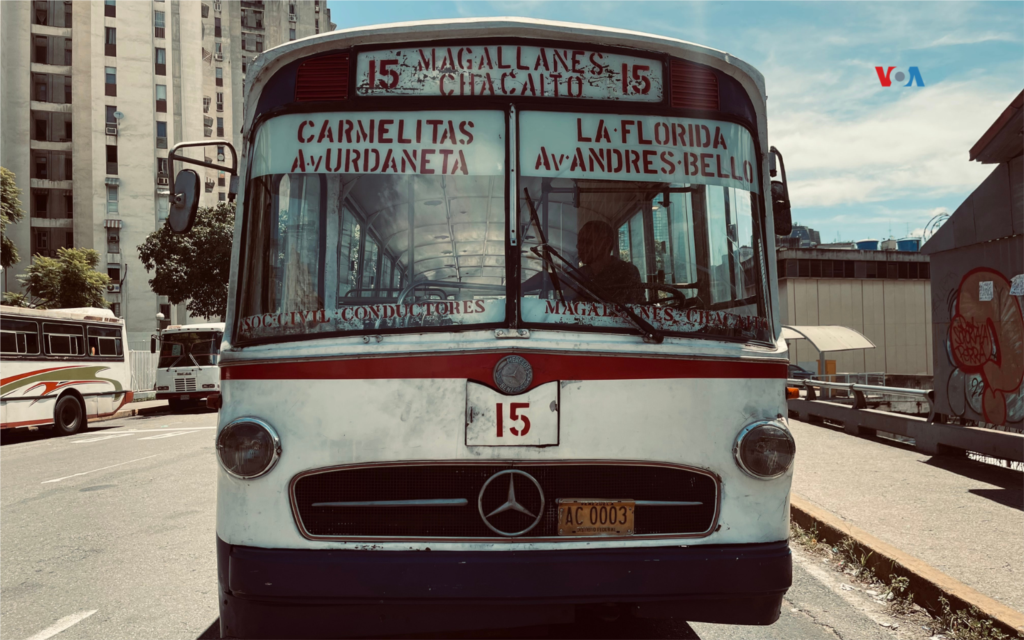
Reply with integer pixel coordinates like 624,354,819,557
218,537,791,638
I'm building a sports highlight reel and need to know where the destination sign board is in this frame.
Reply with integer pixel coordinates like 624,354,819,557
519,111,759,192
356,45,663,102
250,110,505,178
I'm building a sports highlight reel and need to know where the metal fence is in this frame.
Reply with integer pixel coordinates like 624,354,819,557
129,350,158,392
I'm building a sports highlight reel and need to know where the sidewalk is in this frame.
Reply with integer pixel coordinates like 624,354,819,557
788,418,1024,614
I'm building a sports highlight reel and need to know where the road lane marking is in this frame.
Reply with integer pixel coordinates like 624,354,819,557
71,433,135,444
41,455,159,484
137,430,205,440
21,610,97,640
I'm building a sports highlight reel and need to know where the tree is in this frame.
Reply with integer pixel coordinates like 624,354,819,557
138,201,234,320
1,166,25,269
17,247,110,309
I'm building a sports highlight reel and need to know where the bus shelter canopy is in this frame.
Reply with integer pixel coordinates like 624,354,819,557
781,325,875,353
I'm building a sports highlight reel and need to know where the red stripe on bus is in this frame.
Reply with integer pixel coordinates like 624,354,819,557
222,353,787,389
0,417,53,429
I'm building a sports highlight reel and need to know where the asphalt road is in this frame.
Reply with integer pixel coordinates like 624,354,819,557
2,410,914,640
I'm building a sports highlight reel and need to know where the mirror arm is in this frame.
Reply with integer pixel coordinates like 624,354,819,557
769,146,790,202
169,140,238,176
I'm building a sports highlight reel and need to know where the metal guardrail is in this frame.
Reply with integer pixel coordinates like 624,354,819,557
786,380,1024,463
788,378,930,416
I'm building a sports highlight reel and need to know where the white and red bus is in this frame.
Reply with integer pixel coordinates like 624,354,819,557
169,18,797,638
153,322,225,411
1,306,132,435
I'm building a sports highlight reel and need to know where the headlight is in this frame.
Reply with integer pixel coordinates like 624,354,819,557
733,421,795,479
217,418,281,479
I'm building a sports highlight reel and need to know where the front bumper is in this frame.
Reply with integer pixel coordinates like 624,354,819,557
155,391,215,401
218,537,791,638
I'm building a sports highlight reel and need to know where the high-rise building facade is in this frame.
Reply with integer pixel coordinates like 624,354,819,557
0,0,334,347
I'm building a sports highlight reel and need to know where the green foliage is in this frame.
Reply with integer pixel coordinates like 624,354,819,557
938,597,1015,640
1,166,25,269
2,292,30,307
18,247,110,309
137,202,234,320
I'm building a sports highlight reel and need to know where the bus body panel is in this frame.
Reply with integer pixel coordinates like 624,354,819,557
1,306,131,430
216,374,790,550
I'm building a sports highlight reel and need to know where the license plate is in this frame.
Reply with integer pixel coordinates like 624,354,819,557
557,499,634,536
180,395,190,400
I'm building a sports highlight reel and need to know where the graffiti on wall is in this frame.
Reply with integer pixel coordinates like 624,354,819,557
945,268,1024,426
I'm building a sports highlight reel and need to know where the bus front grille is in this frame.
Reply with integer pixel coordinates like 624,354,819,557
174,378,197,393
290,463,718,539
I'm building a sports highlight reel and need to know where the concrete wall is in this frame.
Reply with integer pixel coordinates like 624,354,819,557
780,277,933,376
926,158,1024,429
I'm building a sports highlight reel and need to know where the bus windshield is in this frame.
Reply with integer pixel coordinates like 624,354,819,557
159,331,223,368
237,109,769,343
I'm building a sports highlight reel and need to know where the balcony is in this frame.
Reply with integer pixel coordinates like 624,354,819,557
30,217,74,229
30,62,72,76
30,139,72,152
31,24,72,38
31,178,73,190
30,101,72,113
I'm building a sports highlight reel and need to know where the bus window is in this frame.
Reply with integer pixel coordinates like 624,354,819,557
361,236,380,296
158,331,222,367
42,322,85,356
336,207,361,299
87,326,123,357
0,319,40,355
238,110,507,342
518,110,769,342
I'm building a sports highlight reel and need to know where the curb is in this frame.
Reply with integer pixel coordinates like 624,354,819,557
791,494,1024,637
90,403,169,424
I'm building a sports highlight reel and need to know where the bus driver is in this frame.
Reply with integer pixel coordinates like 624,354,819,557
574,221,645,305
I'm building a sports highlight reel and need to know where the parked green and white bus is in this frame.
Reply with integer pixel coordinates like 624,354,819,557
1,306,132,435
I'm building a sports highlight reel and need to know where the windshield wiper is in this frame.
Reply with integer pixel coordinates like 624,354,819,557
522,189,663,344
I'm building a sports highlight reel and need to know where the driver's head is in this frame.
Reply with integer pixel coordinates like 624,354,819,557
577,221,617,265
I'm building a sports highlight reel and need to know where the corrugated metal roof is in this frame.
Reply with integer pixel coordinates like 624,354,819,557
782,325,875,353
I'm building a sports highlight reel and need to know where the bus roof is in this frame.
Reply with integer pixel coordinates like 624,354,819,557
244,17,767,127
0,305,123,324
161,322,226,334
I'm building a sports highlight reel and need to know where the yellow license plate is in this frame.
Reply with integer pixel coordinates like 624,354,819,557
557,499,634,536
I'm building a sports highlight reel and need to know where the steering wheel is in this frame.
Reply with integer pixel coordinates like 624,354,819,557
602,283,696,307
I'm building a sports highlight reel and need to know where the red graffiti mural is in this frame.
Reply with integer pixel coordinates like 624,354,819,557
948,268,1024,425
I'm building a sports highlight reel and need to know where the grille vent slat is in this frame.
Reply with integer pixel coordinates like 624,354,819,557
292,464,718,539
295,52,349,102
174,377,197,393
670,59,719,111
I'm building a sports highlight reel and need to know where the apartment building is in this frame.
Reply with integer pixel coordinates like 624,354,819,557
0,0,334,347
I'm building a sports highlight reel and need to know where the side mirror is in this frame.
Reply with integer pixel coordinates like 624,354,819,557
168,169,200,234
768,147,793,237
771,180,793,236
150,336,157,354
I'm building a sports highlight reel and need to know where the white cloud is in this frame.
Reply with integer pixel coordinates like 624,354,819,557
770,79,1014,208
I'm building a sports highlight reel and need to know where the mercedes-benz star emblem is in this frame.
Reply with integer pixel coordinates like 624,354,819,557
477,470,545,537
493,355,533,394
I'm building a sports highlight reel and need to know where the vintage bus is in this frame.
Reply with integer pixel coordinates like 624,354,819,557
153,322,225,411
0,306,132,435
173,18,797,638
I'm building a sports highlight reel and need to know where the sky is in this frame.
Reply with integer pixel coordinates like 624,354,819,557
325,1,1023,243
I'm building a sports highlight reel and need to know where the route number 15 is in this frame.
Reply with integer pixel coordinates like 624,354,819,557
496,402,530,437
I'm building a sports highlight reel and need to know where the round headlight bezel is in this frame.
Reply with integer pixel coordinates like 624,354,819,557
217,417,282,480
733,420,795,480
